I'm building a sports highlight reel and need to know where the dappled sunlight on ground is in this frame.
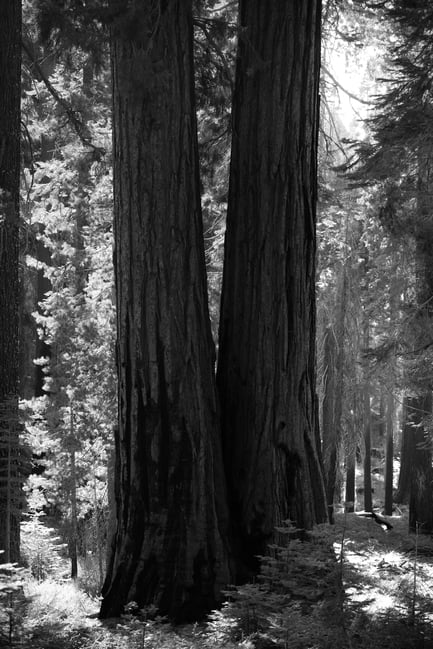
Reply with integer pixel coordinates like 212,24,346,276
9,511,433,648
334,511,433,635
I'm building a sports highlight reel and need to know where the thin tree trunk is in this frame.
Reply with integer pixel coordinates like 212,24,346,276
0,0,21,564
384,264,398,516
408,394,433,533
64,403,79,579
384,389,394,515
395,397,412,504
362,320,372,513
69,404,78,580
322,266,347,523
363,387,373,512
345,451,356,513
94,484,104,591
217,0,327,575
69,447,78,579
322,326,336,522
407,160,433,533
100,1,231,621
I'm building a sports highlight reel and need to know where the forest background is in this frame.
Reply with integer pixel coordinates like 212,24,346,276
2,0,433,646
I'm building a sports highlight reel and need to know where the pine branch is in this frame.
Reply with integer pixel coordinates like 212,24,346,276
22,37,106,159
194,19,234,94
322,64,376,106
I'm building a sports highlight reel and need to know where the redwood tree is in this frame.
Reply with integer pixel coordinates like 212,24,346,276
217,0,327,573
0,0,21,563
100,1,231,621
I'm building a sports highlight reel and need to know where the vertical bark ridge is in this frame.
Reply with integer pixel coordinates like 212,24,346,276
100,0,230,621
217,0,327,575
0,0,21,563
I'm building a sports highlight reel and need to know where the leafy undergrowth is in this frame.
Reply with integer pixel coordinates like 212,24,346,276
2,512,433,648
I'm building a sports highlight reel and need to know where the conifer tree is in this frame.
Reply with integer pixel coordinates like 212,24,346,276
0,0,22,563
354,1,433,532
99,0,231,621
217,0,327,573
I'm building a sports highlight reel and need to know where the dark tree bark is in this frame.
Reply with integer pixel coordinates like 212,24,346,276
322,327,337,523
407,221,433,533
217,0,327,574
68,404,78,580
384,267,398,516
322,267,347,523
395,397,412,504
384,390,394,516
100,1,231,621
0,0,21,564
360,244,373,514
345,451,356,513
408,394,433,533
362,384,373,513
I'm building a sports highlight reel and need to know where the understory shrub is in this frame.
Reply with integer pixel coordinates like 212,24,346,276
206,523,347,649
0,560,29,646
21,512,67,581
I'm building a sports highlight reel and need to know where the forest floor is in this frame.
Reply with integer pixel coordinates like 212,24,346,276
333,508,433,648
3,509,433,649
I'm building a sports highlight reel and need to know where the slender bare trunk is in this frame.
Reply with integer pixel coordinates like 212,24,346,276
345,450,355,513
408,394,433,533
395,397,412,504
322,326,337,521
384,389,394,515
322,265,347,522
362,335,372,513
69,405,78,579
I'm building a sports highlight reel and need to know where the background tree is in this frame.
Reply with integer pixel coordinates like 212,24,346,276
19,0,115,583
194,1,237,343
317,0,403,519
99,0,231,621
0,0,22,563
351,0,433,533
217,0,328,575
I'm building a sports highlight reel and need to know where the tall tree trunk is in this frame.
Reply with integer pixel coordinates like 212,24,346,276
322,266,347,523
407,212,433,533
322,326,337,522
384,265,398,516
408,394,433,533
384,389,394,516
362,325,372,513
0,0,21,564
345,450,356,513
100,1,231,621
69,405,78,580
363,388,373,512
395,397,412,504
217,0,327,575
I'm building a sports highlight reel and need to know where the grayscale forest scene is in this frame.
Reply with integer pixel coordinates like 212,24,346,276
1,1,433,647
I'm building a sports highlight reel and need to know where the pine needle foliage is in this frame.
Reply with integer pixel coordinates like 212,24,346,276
20,512,67,581
0,560,29,646
207,522,347,649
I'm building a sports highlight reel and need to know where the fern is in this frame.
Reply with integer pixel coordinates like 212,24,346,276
207,522,347,648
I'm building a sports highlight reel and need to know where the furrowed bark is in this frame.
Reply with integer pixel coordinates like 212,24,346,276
100,0,231,621
217,0,327,574
0,0,21,563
